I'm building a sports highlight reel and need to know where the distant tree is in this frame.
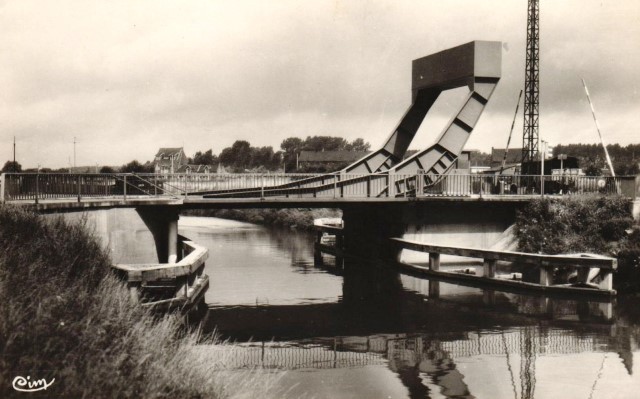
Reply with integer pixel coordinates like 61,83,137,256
279,136,371,171
192,149,218,165
345,138,371,152
280,137,304,171
142,162,154,173
281,137,303,154
120,160,148,173
273,150,284,170
250,146,275,169
584,164,601,176
468,150,492,166
99,166,115,173
1,160,22,172
219,140,253,170
555,143,640,175
303,136,347,152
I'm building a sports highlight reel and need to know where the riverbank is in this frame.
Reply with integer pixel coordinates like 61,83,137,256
184,208,342,231
0,206,276,398
514,196,640,291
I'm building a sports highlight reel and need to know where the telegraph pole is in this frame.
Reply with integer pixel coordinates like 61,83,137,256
13,136,16,172
73,136,77,169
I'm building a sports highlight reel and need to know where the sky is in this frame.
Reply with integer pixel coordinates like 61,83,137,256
0,0,638,169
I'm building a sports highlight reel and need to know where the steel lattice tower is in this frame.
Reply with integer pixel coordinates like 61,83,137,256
522,0,540,165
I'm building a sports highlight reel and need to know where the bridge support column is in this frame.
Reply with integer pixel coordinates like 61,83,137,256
428,280,440,298
483,259,496,278
429,253,440,271
633,198,640,221
483,289,496,305
341,204,406,261
539,266,553,286
0,173,5,204
129,282,140,302
136,206,181,263
168,218,179,264
341,201,519,263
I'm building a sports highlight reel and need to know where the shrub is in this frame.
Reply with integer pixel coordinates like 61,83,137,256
514,196,640,291
515,196,633,255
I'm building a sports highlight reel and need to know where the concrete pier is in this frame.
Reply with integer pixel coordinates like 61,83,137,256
341,200,521,262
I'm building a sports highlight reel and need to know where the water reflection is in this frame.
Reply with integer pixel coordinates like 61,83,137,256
180,217,640,399
179,217,342,306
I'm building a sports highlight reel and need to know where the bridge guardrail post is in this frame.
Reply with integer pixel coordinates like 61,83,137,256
123,175,127,201
389,173,396,197
0,173,5,204
35,171,39,205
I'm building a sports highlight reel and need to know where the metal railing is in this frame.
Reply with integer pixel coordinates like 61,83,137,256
0,172,183,203
414,173,637,197
1,172,637,203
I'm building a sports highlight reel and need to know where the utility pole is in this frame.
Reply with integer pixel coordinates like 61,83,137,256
500,90,523,175
13,136,16,172
540,139,546,197
521,0,540,170
73,136,77,169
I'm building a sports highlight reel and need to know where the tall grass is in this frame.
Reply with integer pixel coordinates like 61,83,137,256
0,206,280,398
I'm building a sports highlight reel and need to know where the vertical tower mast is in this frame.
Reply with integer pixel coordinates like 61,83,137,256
522,0,540,168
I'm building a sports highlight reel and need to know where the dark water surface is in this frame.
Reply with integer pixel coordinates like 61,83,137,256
180,216,640,399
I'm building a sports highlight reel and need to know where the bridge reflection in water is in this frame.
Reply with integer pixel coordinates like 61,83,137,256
202,257,638,399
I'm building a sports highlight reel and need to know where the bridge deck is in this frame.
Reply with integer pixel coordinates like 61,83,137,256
4,193,551,212
2,172,636,211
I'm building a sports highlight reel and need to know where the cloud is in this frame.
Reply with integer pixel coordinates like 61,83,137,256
0,0,638,168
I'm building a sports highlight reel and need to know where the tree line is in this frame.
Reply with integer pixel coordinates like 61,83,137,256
6,140,634,175
1,136,371,173
553,143,640,175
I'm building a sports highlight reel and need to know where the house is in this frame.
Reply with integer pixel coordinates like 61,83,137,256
297,150,370,172
154,148,188,174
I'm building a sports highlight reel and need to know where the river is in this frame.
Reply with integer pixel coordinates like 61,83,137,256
179,216,640,399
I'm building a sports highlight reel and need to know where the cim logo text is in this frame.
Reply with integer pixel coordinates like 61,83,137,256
12,376,55,393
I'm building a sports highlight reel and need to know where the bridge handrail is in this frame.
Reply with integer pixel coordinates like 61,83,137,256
390,237,617,269
121,173,183,199
113,240,208,282
1,172,637,203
